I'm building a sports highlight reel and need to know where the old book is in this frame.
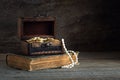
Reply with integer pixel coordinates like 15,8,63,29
6,53,78,71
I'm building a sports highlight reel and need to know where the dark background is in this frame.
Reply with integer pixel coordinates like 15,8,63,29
0,0,120,58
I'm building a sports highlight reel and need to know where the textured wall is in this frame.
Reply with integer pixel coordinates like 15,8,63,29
0,0,120,53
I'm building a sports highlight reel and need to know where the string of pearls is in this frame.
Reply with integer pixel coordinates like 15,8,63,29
61,39,79,68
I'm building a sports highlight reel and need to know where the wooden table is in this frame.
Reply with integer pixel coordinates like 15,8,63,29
0,53,120,80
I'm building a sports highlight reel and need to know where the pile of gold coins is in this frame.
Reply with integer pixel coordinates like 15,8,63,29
26,37,61,47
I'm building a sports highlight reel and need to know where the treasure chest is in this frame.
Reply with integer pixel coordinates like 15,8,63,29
18,17,63,55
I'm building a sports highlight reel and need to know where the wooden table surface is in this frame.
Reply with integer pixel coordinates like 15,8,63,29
0,53,120,80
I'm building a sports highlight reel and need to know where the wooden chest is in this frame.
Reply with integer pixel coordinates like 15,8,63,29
18,17,63,55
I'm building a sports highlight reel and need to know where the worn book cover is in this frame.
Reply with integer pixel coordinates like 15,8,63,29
6,53,78,71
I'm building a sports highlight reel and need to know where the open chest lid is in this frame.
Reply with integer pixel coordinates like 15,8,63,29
18,17,55,40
